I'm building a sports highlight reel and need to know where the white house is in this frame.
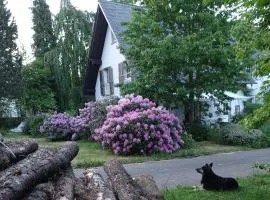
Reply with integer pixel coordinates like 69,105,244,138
83,0,267,123
83,0,133,100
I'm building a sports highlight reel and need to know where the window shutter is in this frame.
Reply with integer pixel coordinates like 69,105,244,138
108,67,114,95
118,63,124,84
100,71,105,96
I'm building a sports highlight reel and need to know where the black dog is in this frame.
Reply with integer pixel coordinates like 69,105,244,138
196,163,239,191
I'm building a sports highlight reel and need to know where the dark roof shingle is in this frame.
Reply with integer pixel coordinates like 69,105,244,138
99,0,137,47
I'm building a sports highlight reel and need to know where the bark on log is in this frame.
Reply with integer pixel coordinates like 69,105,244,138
0,142,79,200
23,182,55,200
53,166,75,200
74,169,116,200
104,160,163,200
134,175,163,199
0,140,38,170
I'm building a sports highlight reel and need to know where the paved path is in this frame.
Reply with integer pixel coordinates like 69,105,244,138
74,148,270,189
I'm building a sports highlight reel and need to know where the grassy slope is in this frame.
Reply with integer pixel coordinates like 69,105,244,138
163,174,270,200
3,132,252,168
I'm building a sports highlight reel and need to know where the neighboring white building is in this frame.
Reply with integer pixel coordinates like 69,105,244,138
83,0,268,123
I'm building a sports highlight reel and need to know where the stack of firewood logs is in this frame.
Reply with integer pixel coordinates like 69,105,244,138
0,140,163,200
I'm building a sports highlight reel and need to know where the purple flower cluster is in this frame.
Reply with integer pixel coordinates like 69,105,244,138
70,102,95,134
93,94,183,155
40,112,72,140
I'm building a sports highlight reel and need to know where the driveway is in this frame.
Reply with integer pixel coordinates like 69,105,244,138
74,148,270,189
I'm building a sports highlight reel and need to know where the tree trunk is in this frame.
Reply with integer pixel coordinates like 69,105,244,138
0,142,79,200
104,160,163,200
0,140,38,171
53,166,75,200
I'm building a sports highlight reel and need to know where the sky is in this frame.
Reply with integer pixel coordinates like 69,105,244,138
6,0,98,62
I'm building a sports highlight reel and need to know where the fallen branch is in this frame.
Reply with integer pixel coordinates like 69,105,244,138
0,142,79,200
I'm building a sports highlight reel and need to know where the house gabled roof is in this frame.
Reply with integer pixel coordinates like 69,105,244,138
99,0,136,47
83,0,136,96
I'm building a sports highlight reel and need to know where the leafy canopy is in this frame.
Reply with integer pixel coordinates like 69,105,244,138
121,0,248,121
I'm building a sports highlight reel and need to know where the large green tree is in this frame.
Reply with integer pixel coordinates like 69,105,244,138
121,0,248,123
31,0,56,58
46,1,94,111
20,58,56,114
0,0,21,103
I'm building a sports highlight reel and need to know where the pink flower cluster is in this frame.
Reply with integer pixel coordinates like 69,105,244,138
93,94,183,155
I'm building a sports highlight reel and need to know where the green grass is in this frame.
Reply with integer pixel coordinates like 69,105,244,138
163,174,270,200
2,131,252,168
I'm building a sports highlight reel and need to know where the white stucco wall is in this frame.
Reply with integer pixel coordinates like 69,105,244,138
95,27,126,101
247,76,268,104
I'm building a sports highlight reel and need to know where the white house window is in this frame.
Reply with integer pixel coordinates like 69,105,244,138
119,62,131,84
100,67,114,96
111,31,117,45
235,105,240,115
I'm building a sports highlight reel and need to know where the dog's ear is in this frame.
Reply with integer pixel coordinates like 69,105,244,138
209,163,213,168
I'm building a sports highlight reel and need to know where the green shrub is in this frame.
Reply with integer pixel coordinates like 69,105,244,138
181,132,196,149
24,114,48,136
185,123,209,141
206,126,222,143
220,123,262,146
259,120,270,134
252,133,270,148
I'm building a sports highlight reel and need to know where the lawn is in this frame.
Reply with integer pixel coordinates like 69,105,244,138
2,131,252,168
163,174,270,200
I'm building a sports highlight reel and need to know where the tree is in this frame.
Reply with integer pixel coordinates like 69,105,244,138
226,0,270,128
20,58,56,114
31,0,56,58
46,1,94,111
121,0,248,123
0,0,21,102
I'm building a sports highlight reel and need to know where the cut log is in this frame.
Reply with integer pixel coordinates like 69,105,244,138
0,142,79,200
104,160,163,200
22,182,55,200
0,140,38,170
53,166,75,200
134,175,163,199
74,169,116,200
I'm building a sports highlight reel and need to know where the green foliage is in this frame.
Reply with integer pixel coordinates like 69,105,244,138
24,115,47,136
181,132,196,149
239,96,270,129
220,123,262,146
259,120,270,134
0,0,21,100
253,162,270,172
31,0,56,57
45,4,95,111
121,0,248,123
232,103,262,123
185,123,209,141
20,58,56,113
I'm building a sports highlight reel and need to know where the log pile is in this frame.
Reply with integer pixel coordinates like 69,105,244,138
0,140,163,200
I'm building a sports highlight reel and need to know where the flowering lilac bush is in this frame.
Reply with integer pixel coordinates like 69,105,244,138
93,94,183,155
40,112,72,141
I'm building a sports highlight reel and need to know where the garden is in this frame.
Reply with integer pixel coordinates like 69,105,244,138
2,94,270,169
